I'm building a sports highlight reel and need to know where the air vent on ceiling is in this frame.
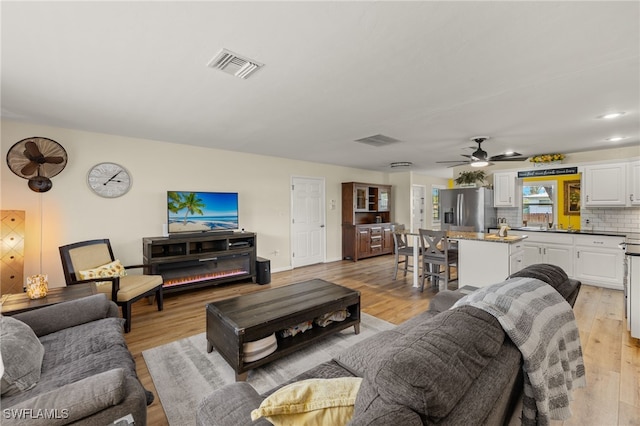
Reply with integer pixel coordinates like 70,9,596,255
354,134,401,147
207,48,264,79
390,162,413,168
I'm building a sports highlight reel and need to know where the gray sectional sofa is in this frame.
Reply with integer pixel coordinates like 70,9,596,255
1,294,149,425
196,264,581,425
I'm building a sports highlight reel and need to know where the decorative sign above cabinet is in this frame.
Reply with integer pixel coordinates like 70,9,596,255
517,167,578,178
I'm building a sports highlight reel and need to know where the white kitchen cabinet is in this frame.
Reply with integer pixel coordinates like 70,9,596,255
629,160,640,206
510,249,525,275
628,255,640,338
522,242,575,277
510,230,626,288
493,172,519,207
511,231,575,277
582,163,628,207
574,234,625,290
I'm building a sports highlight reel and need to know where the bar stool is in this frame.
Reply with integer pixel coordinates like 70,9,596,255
418,229,458,292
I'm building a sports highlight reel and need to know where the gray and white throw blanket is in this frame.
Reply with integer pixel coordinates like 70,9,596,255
453,277,586,425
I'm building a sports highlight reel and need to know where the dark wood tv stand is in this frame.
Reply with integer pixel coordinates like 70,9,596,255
142,232,256,293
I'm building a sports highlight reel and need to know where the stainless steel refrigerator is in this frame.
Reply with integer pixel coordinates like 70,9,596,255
440,187,496,232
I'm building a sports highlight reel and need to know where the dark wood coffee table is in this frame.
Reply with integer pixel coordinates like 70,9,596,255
206,279,360,381
1,283,97,316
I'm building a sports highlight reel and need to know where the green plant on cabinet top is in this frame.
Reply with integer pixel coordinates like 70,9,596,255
455,170,486,186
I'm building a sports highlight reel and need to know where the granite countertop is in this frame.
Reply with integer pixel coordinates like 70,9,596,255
399,229,527,243
506,227,628,238
446,231,527,244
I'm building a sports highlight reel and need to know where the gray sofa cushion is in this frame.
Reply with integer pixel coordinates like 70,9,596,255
1,317,135,408
348,378,422,425
334,330,406,377
196,382,271,426
12,294,117,337
355,305,505,420
263,359,356,397
0,316,45,396
3,368,126,426
509,263,578,303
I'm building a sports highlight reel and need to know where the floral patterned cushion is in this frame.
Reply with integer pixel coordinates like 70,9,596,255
77,260,127,286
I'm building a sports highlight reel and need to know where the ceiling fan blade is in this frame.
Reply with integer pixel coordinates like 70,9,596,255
21,161,39,176
24,141,43,160
436,160,471,163
43,156,65,164
491,157,528,162
489,152,523,161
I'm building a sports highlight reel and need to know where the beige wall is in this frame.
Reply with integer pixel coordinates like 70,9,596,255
1,120,389,287
388,172,411,227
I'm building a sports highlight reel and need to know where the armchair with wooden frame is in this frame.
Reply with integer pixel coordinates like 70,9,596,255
59,239,164,333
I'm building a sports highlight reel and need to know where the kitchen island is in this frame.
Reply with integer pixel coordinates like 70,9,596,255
398,230,527,289
450,232,528,288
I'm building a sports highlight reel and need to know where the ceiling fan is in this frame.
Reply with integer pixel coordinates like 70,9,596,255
6,137,68,192
436,136,527,168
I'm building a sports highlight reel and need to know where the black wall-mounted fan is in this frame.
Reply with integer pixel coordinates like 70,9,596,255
6,137,68,192
437,136,527,168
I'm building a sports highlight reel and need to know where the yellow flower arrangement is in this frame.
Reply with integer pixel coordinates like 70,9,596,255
530,153,565,163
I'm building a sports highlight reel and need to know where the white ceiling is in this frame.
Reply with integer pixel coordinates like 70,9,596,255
2,1,639,178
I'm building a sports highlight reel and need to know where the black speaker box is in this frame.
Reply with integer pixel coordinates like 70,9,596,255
256,257,271,285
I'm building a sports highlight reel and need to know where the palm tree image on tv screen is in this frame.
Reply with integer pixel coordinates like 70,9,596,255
167,191,239,233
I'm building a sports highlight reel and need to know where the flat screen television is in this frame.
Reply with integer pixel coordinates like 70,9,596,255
167,191,239,234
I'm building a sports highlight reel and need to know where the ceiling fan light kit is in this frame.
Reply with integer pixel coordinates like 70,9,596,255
435,136,527,168
6,137,68,193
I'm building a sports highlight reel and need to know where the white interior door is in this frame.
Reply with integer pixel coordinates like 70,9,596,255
411,185,426,232
291,177,326,268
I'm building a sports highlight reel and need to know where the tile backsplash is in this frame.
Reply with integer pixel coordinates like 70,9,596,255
497,207,640,234
581,207,640,234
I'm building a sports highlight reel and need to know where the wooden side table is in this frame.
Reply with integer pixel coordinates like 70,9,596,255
1,283,97,316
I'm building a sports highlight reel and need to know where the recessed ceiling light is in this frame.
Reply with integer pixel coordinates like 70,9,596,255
598,112,626,119
606,136,628,142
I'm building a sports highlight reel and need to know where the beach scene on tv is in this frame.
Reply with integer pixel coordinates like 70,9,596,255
168,191,239,233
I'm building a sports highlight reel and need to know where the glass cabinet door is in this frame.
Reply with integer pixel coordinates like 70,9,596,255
378,188,390,211
355,186,368,211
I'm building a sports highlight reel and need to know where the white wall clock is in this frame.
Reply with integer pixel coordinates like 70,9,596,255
87,162,132,198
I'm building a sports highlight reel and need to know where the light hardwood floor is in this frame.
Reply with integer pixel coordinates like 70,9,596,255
124,256,640,425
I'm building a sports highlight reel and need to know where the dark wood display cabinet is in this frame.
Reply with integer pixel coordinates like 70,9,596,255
143,232,256,293
342,182,393,261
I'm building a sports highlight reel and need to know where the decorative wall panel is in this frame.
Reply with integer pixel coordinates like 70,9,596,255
1,210,25,295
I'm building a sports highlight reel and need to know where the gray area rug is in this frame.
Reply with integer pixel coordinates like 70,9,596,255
142,312,394,425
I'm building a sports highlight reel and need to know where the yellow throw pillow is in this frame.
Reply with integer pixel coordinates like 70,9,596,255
251,377,362,426
77,259,127,286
